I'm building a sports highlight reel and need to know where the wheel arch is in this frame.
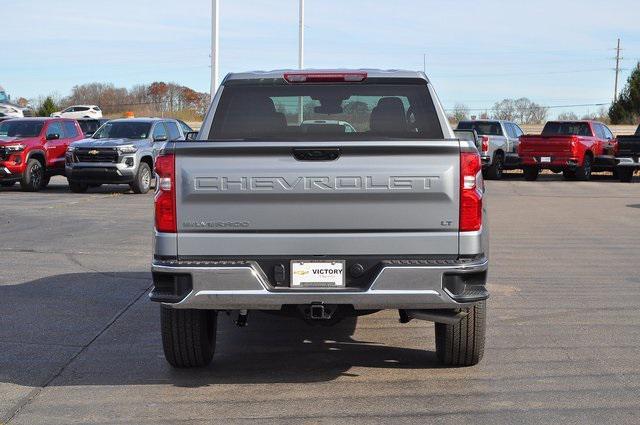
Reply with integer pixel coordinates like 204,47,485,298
26,150,47,168
583,150,594,163
140,155,154,173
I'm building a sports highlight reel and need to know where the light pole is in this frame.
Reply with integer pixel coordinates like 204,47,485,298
211,0,219,99
298,0,304,70
298,0,305,123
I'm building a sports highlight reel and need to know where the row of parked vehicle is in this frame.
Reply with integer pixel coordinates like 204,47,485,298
1,114,639,195
0,116,192,193
455,119,640,182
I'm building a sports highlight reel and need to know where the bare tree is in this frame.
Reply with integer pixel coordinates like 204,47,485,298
581,106,610,123
557,112,579,120
492,99,516,121
447,103,470,123
493,97,547,124
529,107,548,124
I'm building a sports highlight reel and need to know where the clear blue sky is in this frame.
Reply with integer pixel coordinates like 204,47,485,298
3,0,639,116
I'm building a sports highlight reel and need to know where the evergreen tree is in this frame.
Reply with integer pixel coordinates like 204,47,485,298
37,97,57,117
610,63,640,124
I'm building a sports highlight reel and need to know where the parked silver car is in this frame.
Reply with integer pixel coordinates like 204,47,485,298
457,120,524,179
65,118,184,193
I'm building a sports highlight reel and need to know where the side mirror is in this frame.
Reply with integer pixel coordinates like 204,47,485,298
153,135,168,142
185,131,198,141
46,133,60,140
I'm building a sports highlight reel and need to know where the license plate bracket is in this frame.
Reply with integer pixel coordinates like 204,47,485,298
290,260,345,288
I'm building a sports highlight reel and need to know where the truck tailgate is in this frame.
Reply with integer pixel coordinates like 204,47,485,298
520,136,573,155
616,136,640,157
174,141,460,256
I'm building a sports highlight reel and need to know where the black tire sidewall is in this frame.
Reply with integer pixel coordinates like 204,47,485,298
20,158,44,192
523,166,538,181
132,163,151,194
486,154,503,180
577,155,592,181
161,306,217,368
619,168,634,182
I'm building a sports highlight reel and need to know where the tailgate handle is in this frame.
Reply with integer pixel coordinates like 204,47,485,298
292,148,341,161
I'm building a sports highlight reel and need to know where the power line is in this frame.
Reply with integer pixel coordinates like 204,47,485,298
444,102,610,112
433,68,612,79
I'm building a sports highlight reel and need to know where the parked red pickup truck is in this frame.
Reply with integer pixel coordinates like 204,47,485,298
0,118,85,191
518,120,618,181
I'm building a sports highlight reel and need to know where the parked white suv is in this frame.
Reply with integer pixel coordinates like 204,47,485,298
0,104,24,118
51,105,103,119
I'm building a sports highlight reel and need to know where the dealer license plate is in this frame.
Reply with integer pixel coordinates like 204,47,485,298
291,261,345,288
540,157,551,163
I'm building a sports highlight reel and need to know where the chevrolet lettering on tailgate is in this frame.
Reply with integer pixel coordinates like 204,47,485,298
193,175,440,192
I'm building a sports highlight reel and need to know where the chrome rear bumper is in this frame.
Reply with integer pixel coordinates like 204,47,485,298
616,157,640,167
151,257,488,310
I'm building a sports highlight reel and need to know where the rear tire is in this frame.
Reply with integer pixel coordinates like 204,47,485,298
131,162,151,194
523,166,539,181
435,301,486,367
20,158,44,192
69,180,89,193
161,306,217,368
618,168,634,183
484,154,504,180
575,155,592,181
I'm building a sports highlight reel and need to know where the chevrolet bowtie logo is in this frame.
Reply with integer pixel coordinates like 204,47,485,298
88,150,99,155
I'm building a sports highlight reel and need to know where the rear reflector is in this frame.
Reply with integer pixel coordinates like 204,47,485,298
154,153,176,233
283,72,367,83
460,152,483,232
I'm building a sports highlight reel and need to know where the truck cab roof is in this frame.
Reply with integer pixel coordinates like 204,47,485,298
223,69,430,84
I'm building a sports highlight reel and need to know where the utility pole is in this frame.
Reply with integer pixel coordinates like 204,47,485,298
210,0,219,99
298,0,305,123
298,0,305,70
423,53,426,74
613,38,622,102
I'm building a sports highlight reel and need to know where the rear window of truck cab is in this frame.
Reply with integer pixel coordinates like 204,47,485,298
542,122,592,137
208,83,444,140
457,121,503,136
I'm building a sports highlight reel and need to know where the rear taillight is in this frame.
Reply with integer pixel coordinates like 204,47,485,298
481,136,489,152
569,136,580,156
460,152,483,232
154,153,176,233
283,72,367,83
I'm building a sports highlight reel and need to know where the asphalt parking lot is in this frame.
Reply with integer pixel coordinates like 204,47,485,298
1,174,640,424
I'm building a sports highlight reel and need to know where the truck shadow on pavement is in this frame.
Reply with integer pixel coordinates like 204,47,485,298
0,272,444,390
0,181,149,195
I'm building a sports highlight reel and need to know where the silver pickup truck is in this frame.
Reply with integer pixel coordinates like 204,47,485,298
456,120,524,179
151,70,489,368
65,118,185,194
